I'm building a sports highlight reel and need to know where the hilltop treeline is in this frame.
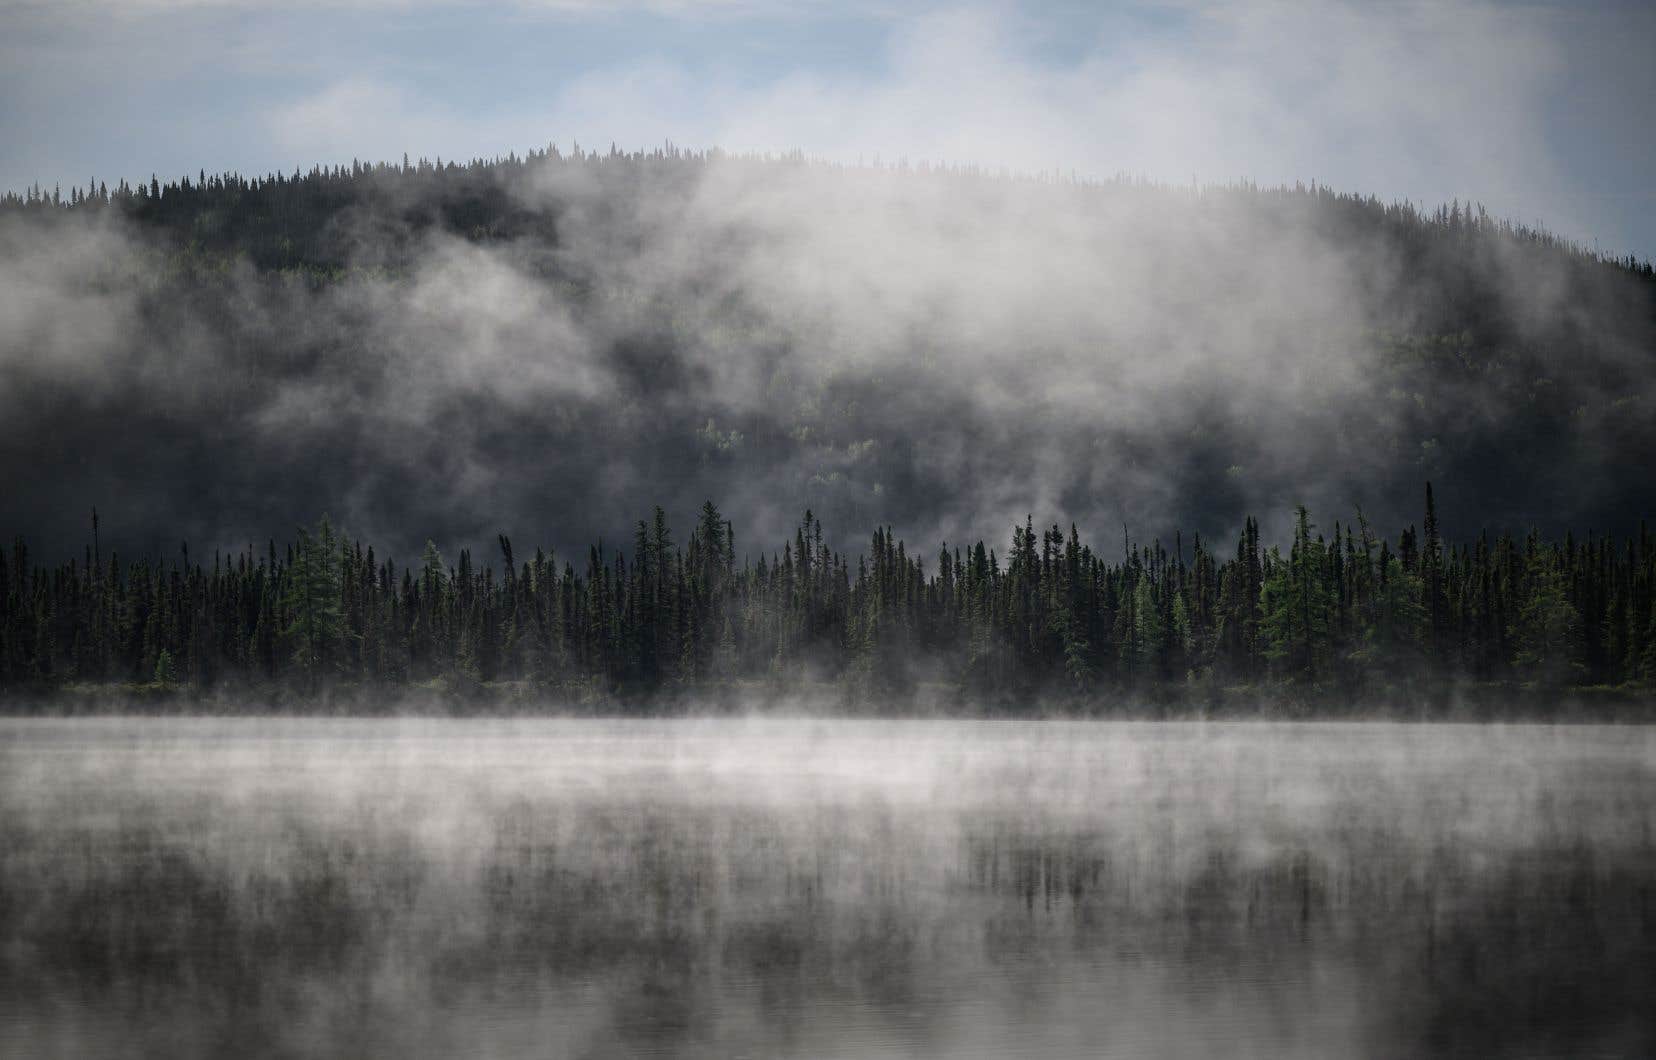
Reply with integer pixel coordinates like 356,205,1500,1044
4,488,1653,712
4,143,1652,279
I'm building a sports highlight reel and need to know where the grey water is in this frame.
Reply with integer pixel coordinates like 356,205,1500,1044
1,718,1651,1059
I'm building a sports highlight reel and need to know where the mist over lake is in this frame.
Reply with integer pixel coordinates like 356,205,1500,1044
4,1,1655,1055
3,717,1650,1059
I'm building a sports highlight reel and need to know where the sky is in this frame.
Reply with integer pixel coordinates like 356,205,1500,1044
2,0,1653,260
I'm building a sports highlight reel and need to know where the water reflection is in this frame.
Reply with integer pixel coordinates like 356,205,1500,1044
1,719,1651,1058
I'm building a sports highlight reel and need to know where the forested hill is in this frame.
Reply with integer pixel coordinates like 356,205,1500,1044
3,494,1653,712
2,146,1654,567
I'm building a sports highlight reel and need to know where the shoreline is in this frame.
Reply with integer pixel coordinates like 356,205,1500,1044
5,680,1652,724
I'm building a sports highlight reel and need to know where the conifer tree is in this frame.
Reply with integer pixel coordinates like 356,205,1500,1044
283,517,343,691
1512,548,1583,687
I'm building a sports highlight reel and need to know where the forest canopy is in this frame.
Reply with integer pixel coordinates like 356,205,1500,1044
3,490,1654,714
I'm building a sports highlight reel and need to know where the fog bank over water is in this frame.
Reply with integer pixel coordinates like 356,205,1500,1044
3,718,1651,1058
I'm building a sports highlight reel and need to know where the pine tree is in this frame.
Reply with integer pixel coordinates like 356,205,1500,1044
152,648,176,687
1260,508,1332,684
1512,548,1583,687
1132,572,1163,681
283,517,343,691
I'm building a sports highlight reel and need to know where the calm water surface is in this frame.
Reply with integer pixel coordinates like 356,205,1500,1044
1,718,1652,1058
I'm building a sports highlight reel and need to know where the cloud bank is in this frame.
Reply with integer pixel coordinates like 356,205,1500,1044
257,1,1628,252
2,150,1651,567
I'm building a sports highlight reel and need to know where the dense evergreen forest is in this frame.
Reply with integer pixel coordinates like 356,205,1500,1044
2,145,1654,566
4,147,1654,712
4,487,1653,714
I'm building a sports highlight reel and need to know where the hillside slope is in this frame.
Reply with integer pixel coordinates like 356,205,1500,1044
3,147,1652,561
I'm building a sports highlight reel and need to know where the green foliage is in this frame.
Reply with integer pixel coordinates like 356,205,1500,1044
1511,547,1583,687
1641,609,1656,687
1,491,1653,707
1132,574,1163,681
282,517,345,690
152,649,176,687
1343,555,1428,703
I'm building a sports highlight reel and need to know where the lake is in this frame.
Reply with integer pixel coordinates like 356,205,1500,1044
1,718,1651,1058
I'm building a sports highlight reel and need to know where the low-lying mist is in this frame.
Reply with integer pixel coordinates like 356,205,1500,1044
2,718,1650,1058
3,150,1652,565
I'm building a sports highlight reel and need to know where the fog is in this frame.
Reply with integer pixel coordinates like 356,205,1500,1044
3,718,1651,1057
4,3,1653,1055
3,153,1652,565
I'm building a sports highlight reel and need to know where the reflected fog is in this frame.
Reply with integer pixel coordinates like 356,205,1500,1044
2,718,1651,1058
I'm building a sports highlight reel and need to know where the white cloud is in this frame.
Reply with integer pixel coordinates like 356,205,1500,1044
259,2,1581,237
